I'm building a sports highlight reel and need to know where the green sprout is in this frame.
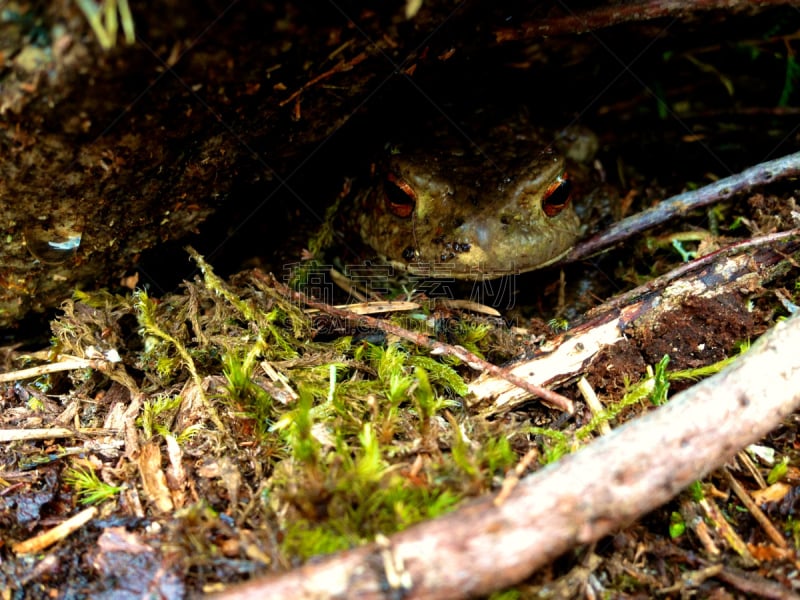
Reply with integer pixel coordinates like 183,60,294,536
220,350,275,439
767,457,789,485
75,0,135,49
548,317,570,332
650,354,670,406
448,320,492,357
688,481,704,502
669,511,686,539
64,464,123,505
138,394,182,440
787,516,800,550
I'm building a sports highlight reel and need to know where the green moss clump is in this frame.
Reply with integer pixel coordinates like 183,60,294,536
47,250,544,568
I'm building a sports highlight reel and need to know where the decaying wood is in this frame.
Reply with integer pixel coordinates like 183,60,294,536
470,230,800,415
211,311,800,600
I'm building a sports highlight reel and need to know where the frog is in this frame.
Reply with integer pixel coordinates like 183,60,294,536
355,119,591,279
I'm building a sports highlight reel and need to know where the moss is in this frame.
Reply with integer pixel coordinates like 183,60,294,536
35,249,620,571
64,464,123,505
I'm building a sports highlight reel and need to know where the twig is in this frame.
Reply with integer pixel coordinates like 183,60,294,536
566,151,800,262
0,428,75,443
259,271,574,413
494,0,797,40
12,507,98,554
703,560,799,600
578,377,610,436
493,448,538,507
210,311,800,600
696,493,756,564
278,52,368,108
722,468,787,550
0,356,106,383
306,300,422,315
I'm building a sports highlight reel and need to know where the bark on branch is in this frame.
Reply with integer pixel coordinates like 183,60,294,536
471,230,800,414
567,151,800,262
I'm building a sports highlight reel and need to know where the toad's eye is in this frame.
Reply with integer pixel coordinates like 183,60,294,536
542,171,572,217
384,173,416,218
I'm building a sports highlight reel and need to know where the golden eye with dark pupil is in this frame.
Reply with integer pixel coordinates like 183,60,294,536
542,171,572,217
383,173,416,218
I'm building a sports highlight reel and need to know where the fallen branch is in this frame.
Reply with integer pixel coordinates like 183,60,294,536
470,231,800,414
211,311,800,600
567,151,800,262
588,228,800,315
